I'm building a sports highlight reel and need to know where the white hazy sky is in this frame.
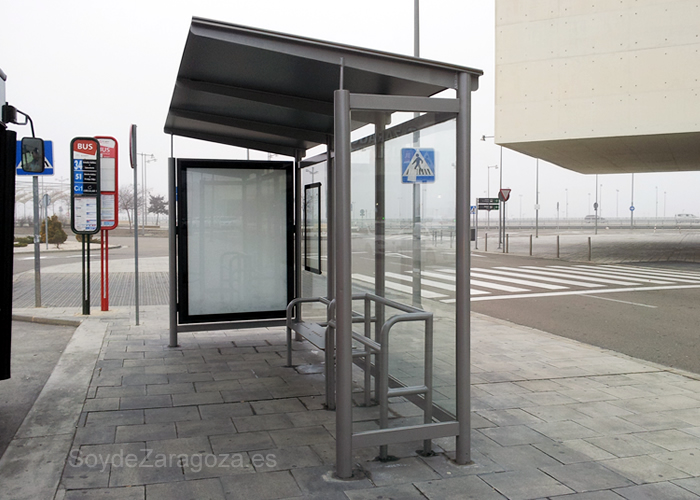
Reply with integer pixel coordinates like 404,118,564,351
3,0,699,219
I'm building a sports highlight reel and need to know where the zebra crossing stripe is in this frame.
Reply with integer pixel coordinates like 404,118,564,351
470,271,567,290
351,274,448,299
474,267,602,288
545,266,674,284
511,267,643,286
386,272,456,291
600,265,700,281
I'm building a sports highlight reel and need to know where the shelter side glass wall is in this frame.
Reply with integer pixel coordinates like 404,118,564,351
186,167,288,316
350,117,458,430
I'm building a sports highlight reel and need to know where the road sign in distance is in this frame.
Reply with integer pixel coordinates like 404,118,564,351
499,188,511,202
401,148,435,183
630,206,635,211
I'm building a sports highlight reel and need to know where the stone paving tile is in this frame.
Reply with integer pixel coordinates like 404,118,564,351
674,477,700,496
635,430,700,452
146,382,195,396
542,462,635,492
585,434,668,458
344,483,428,500
83,397,120,412
653,449,700,476
252,445,322,472
199,402,253,420
220,470,301,500
360,456,440,487
528,420,601,441
144,405,201,424
269,425,335,448
573,416,647,436
234,413,295,433
479,424,554,447
209,431,275,454
605,455,691,484
63,486,145,500
73,425,116,446
533,441,606,465
176,418,236,439
415,474,507,500
548,491,632,499
481,443,563,471
94,385,146,399
115,422,177,443
145,478,226,500
291,465,374,495
251,398,306,415
119,394,173,410
479,468,574,500
477,408,545,427
86,409,144,426
221,387,274,402
613,481,700,500
172,391,224,406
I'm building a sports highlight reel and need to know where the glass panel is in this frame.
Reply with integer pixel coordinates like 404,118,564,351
301,162,328,303
304,182,322,274
350,115,458,438
185,166,288,317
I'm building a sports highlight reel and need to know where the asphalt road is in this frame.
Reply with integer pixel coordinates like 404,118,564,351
469,252,700,375
12,235,168,275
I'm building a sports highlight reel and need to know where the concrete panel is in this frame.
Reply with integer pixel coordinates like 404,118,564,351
496,0,700,173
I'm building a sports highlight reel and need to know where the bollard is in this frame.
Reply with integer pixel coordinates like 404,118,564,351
529,234,533,256
502,234,506,253
588,237,592,261
506,234,509,253
485,233,488,252
557,235,560,259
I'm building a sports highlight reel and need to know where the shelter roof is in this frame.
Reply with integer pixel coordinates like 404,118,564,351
165,18,482,157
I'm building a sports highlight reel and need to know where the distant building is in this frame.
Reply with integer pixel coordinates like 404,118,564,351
495,0,700,174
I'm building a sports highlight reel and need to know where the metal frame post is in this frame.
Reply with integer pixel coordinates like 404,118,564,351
455,71,472,464
325,139,336,410
375,115,386,376
168,157,178,347
334,88,354,479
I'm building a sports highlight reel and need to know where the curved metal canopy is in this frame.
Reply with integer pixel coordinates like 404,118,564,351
165,17,482,157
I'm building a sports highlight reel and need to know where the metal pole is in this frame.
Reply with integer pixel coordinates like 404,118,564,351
44,199,48,250
81,235,86,314
498,146,503,248
455,71,472,465
412,1,422,308
334,88,353,479
588,237,592,261
595,174,599,235
168,156,178,347
134,143,140,326
631,173,635,229
535,159,539,238
326,139,336,411
32,176,41,307
557,235,560,258
375,115,386,349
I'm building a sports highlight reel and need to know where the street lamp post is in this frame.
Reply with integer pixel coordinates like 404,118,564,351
137,153,156,235
482,135,503,247
535,159,539,238
486,164,498,229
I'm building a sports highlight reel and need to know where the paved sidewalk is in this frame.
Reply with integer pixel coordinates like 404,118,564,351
2,305,700,500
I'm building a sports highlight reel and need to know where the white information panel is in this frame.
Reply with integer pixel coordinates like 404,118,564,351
74,196,99,233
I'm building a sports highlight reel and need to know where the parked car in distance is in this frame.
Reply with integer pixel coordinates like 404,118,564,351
584,215,607,224
675,213,698,222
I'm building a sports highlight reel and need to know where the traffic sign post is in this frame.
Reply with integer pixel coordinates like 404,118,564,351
71,137,101,315
96,136,119,312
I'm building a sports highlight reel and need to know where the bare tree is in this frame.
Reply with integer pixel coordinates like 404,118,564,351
119,185,135,231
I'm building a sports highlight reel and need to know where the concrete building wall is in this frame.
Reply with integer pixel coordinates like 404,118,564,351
495,0,700,173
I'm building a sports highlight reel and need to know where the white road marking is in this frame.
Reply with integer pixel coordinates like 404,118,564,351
600,265,700,281
471,284,700,302
474,267,602,288
511,266,643,286
546,265,674,284
584,295,657,308
386,272,456,291
470,271,567,290
351,274,448,299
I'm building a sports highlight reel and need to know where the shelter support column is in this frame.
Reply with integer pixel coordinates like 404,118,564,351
168,157,178,348
334,89,354,479
326,138,336,410
455,72,473,464
375,115,386,354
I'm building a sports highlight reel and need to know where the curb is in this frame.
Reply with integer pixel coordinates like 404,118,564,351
11,314,83,328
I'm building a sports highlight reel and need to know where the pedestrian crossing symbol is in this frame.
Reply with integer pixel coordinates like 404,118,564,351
401,148,435,183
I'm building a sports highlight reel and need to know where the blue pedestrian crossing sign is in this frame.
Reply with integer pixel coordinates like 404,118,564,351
401,148,435,183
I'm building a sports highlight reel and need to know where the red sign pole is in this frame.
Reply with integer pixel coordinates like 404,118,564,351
96,136,118,311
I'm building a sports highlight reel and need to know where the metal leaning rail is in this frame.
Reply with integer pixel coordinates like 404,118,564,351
286,293,436,457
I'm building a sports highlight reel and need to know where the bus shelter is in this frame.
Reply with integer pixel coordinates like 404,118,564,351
164,18,482,478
